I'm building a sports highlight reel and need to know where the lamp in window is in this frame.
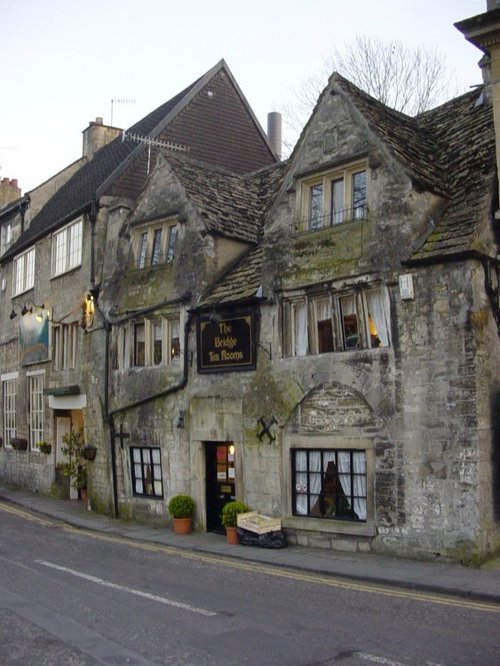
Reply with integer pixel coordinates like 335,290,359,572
81,293,95,330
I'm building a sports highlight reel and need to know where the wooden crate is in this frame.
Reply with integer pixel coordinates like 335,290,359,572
237,511,281,534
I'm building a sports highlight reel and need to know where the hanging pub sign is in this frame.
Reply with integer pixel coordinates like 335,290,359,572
19,311,50,365
197,312,256,373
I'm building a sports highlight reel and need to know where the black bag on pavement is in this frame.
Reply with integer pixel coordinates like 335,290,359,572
237,527,288,548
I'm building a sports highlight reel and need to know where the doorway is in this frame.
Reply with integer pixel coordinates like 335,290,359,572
205,442,235,533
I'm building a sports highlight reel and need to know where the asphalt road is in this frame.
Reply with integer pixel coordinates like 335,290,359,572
0,500,498,666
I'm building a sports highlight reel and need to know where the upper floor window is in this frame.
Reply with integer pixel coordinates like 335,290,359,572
282,286,389,357
134,220,178,268
116,315,181,369
297,164,367,233
1,222,12,255
52,218,82,277
13,247,35,296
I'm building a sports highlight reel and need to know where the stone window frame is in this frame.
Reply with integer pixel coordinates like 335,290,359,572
281,283,390,357
133,218,178,269
296,160,368,234
283,434,376,537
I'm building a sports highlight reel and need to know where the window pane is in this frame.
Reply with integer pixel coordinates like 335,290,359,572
134,323,145,366
316,297,334,353
340,295,359,349
331,178,344,224
137,233,148,268
170,319,180,360
365,290,388,347
25,249,35,289
152,320,162,365
68,220,82,268
352,171,367,218
151,229,163,265
294,302,308,356
166,225,177,261
131,447,163,498
309,184,324,230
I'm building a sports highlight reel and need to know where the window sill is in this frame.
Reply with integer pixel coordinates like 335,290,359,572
283,515,376,537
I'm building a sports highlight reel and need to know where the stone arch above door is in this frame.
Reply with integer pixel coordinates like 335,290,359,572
285,381,376,436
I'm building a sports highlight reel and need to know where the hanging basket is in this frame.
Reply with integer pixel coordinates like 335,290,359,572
11,437,28,451
82,444,97,461
38,442,52,454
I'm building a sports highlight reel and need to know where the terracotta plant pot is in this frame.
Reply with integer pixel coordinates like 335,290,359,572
172,517,193,535
225,526,239,545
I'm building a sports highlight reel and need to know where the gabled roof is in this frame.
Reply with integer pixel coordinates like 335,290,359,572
167,155,287,244
332,74,449,198
410,89,495,261
2,60,277,263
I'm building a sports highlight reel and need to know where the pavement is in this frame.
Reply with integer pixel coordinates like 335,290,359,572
1,482,500,605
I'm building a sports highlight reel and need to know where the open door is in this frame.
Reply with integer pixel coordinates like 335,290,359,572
205,442,235,533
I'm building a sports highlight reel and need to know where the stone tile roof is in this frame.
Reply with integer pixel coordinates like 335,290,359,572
333,74,449,198
411,89,495,261
203,77,495,306
169,157,287,244
333,74,495,261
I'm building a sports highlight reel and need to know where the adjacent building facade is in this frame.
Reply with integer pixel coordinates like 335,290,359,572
2,9,500,562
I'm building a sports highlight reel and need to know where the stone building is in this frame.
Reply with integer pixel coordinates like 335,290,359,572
1,6,500,563
0,60,277,500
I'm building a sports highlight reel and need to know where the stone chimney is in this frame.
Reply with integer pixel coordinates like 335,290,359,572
82,117,122,160
0,177,21,207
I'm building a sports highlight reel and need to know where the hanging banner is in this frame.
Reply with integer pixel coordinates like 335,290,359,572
19,311,50,365
197,313,256,373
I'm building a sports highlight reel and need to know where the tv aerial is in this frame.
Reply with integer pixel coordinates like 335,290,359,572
110,97,136,126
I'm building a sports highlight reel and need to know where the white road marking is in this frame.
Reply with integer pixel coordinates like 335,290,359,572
36,559,216,617
358,653,410,666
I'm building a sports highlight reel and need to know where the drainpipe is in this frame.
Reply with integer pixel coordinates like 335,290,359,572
96,295,192,519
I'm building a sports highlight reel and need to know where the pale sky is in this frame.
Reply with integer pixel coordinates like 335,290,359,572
0,0,486,194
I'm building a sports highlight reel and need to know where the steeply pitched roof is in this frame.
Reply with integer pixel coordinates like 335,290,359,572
333,74,495,261
410,89,495,261
168,155,287,244
2,60,277,263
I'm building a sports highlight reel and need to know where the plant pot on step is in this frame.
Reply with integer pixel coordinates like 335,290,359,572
172,517,193,535
225,526,239,545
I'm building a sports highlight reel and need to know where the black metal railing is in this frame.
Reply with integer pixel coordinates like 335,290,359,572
294,204,368,235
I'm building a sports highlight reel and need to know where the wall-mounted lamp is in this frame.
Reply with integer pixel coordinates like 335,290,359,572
81,294,95,330
10,300,45,320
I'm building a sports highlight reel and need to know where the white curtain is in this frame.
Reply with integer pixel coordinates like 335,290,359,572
295,302,308,356
366,289,388,347
337,451,367,520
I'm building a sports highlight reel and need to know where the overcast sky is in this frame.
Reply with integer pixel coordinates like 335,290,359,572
0,0,486,193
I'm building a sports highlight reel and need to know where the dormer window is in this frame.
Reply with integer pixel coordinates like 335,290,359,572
297,163,367,233
134,219,178,268
1,222,12,255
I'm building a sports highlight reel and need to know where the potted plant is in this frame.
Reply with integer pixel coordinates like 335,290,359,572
11,437,28,451
220,500,250,544
168,494,195,534
38,441,52,454
60,429,89,500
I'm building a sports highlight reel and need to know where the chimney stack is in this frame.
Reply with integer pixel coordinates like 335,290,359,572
267,112,282,160
0,177,21,207
82,116,121,160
